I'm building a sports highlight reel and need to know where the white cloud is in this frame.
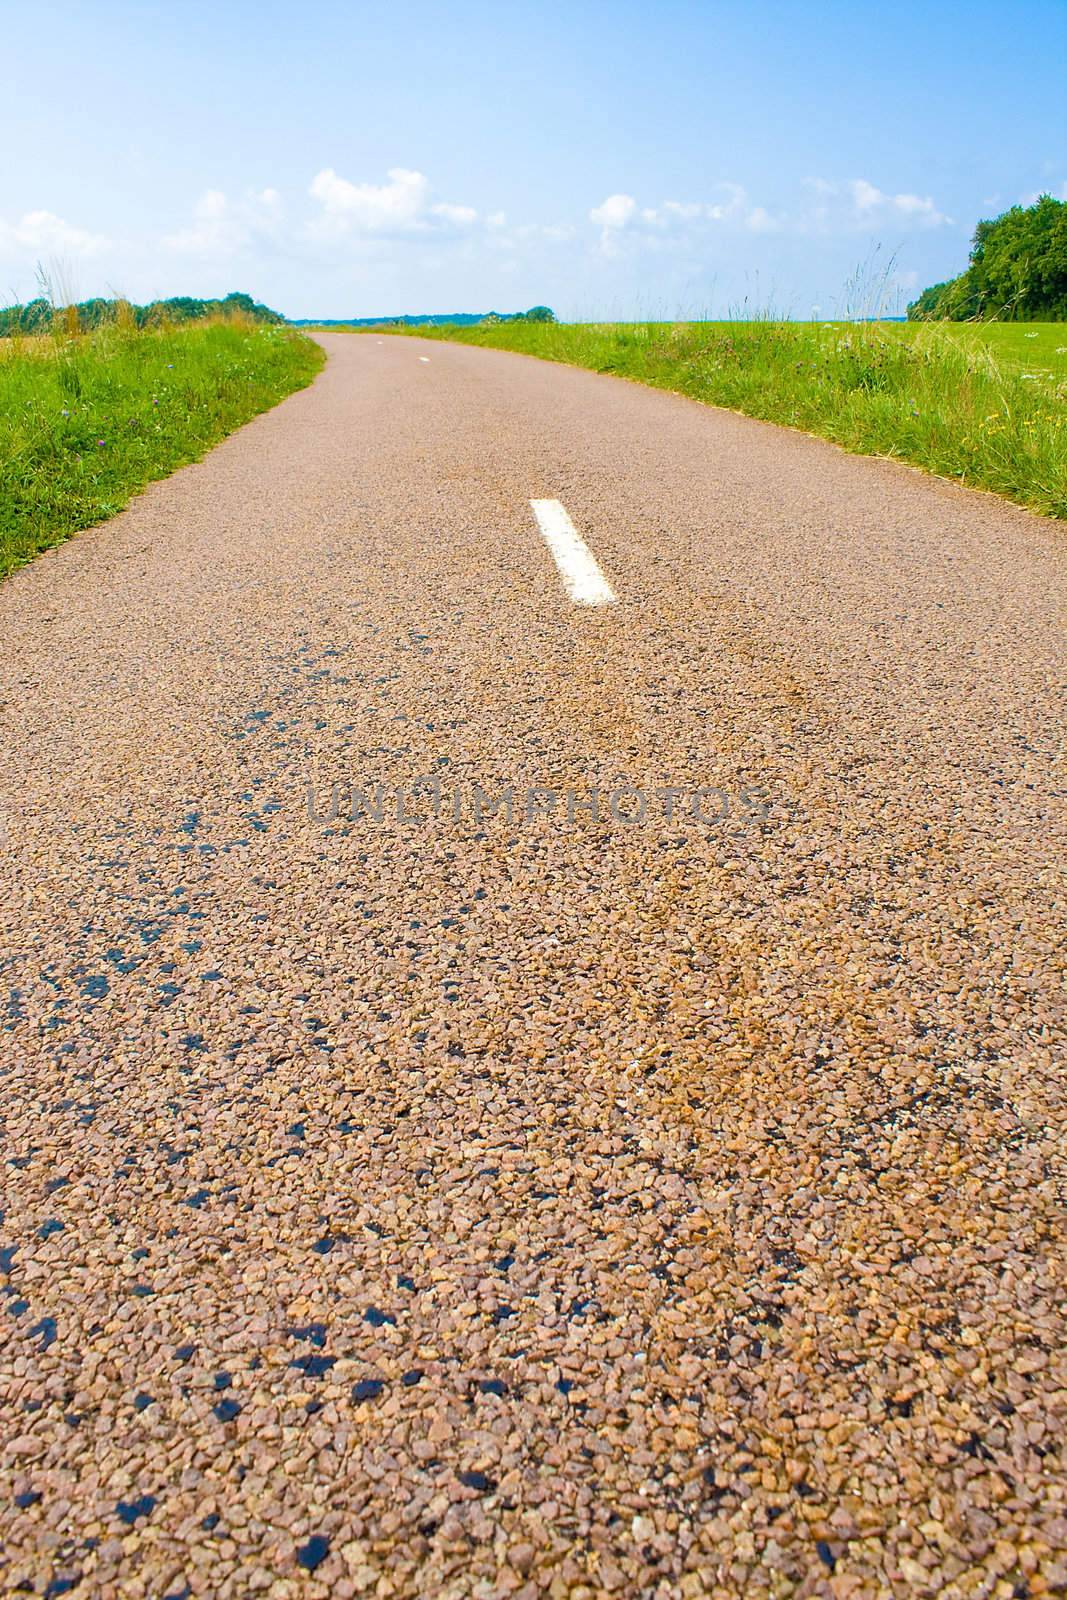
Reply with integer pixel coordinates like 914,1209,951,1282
431,202,478,226
0,209,110,258
159,168,559,274
662,201,704,222
705,183,748,221
589,183,775,248
308,166,430,232
590,193,638,231
163,188,229,253
586,175,954,255
163,188,283,256
848,179,951,227
746,206,777,233
850,179,883,213
800,177,952,229
305,166,487,239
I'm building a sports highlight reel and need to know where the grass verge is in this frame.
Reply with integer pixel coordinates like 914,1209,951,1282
0,318,324,578
407,319,1067,520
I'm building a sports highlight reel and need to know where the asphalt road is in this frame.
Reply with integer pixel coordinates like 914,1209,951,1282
1,333,1064,1599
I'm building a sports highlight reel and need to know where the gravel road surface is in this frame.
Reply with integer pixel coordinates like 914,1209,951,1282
1,333,1065,1599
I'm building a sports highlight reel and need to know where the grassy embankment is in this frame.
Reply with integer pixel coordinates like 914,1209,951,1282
0,315,323,578
407,319,1067,520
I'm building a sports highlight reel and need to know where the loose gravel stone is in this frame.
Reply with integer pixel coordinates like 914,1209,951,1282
0,334,1064,1598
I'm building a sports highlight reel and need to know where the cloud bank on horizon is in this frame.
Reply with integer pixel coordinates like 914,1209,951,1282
3,162,1036,318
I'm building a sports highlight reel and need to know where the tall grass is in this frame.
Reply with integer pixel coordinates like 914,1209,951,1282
0,313,323,578
409,319,1067,521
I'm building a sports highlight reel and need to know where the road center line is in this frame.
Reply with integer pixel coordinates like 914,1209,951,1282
530,499,617,607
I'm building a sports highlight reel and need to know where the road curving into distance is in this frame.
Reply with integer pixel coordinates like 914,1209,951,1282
1,333,1064,1597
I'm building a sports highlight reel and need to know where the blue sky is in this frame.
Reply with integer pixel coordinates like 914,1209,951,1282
3,0,1065,319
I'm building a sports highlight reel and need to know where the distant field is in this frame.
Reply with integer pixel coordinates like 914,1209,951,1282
405,319,1067,520
0,319,323,577
892,320,1067,381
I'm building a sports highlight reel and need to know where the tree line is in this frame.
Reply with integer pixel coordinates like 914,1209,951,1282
909,195,1067,321
0,290,284,337
297,306,557,329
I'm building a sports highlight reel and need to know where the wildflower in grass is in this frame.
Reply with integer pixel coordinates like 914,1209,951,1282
97,438,105,446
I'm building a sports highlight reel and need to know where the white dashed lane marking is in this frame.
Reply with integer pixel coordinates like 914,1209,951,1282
529,499,617,607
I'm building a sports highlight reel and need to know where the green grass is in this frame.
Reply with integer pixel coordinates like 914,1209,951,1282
0,318,324,577
406,318,1067,520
